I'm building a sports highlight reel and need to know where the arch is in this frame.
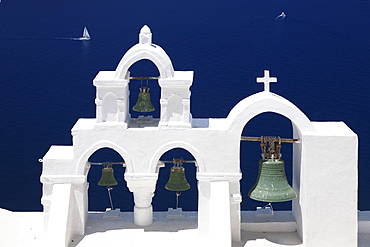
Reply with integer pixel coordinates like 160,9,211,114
114,44,174,80
167,94,183,121
153,147,199,212
102,92,118,122
239,112,295,211
86,147,133,211
76,140,133,175
149,141,206,173
226,91,316,137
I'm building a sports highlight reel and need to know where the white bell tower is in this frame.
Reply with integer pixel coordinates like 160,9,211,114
93,25,193,128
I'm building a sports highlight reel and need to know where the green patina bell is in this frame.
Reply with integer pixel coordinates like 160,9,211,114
248,159,297,202
165,166,191,192
132,87,155,112
98,167,118,187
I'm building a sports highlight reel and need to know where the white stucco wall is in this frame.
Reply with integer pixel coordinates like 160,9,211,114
40,25,358,247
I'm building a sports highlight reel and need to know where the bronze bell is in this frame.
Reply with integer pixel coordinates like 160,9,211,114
98,166,118,187
165,166,191,192
248,159,297,202
132,87,155,112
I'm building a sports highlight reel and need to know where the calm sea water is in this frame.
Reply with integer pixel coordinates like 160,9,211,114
1,0,370,212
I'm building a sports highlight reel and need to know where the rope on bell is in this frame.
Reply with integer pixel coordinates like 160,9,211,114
129,76,158,93
132,77,155,113
259,136,283,160
241,136,298,143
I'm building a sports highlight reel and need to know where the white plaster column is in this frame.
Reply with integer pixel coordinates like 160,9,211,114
209,181,232,247
117,99,126,122
160,99,168,123
197,179,211,235
46,183,72,247
95,99,103,123
292,123,303,240
93,71,129,126
182,98,192,124
40,182,52,230
158,71,194,128
73,181,89,237
197,173,242,243
40,175,88,239
229,179,242,242
297,122,358,247
125,173,158,226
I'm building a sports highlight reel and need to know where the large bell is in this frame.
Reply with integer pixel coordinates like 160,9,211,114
98,167,118,187
132,87,155,112
165,166,191,192
248,159,297,202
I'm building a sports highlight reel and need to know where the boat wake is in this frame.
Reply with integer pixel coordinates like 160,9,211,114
0,27,91,41
0,36,90,41
55,37,89,41
276,11,286,20
56,27,90,41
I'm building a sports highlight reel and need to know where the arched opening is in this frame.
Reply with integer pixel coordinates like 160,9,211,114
167,95,183,121
86,148,133,211
240,112,294,211
128,59,161,120
102,93,118,122
226,93,310,245
153,148,198,212
238,112,303,246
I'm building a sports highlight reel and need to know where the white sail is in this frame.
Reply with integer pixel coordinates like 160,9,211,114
80,27,90,40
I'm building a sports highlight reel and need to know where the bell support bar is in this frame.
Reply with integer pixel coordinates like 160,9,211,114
160,158,196,164
129,77,159,80
241,136,299,143
88,162,125,166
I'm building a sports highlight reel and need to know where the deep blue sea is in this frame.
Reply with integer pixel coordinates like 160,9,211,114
1,0,370,212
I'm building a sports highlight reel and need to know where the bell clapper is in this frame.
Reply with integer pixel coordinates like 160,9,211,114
256,202,274,216
106,186,115,210
176,191,181,209
264,202,274,215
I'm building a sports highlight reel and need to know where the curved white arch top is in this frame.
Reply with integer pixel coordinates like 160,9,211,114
226,91,316,135
114,25,175,79
75,140,133,175
149,141,206,173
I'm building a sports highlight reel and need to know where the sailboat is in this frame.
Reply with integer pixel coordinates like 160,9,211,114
79,27,90,40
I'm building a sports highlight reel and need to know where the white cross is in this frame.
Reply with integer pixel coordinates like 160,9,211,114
256,70,277,92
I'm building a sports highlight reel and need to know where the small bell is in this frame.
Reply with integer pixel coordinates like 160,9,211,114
165,166,191,192
98,165,118,210
132,86,155,112
248,159,297,202
98,166,118,187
